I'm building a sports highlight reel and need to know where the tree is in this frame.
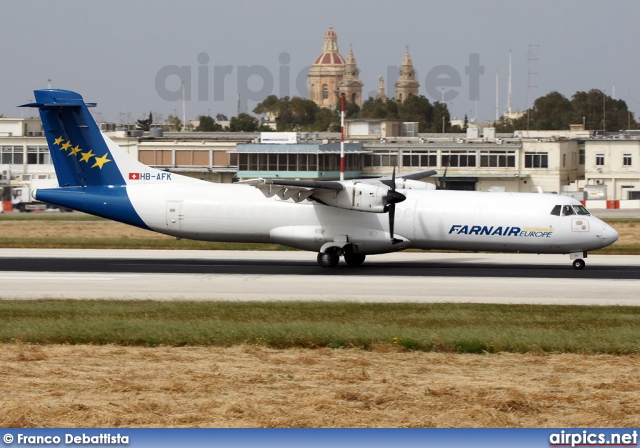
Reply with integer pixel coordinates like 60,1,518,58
528,91,572,130
397,95,434,132
571,89,636,131
164,115,182,132
135,112,153,131
194,115,222,132
228,113,259,132
360,97,398,119
253,95,280,119
431,101,451,133
314,107,337,132
254,96,323,131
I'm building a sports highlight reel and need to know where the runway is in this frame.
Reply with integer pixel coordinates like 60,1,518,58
0,249,638,305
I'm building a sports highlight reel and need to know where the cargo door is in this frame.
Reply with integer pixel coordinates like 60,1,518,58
166,201,183,230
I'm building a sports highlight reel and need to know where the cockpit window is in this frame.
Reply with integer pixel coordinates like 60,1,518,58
573,205,591,216
562,205,575,216
550,205,561,216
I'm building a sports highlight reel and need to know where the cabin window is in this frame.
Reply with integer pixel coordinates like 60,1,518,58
562,205,575,216
550,205,561,216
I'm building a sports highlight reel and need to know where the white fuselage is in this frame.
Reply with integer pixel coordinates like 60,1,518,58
126,182,617,256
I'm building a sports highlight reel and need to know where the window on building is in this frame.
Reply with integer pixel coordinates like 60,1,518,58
238,153,248,170
1,146,24,164
322,85,329,100
596,154,605,166
402,151,437,168
442,151,476,168
27,146,51,165
308,154,318,171
623,154,632,166
365,152,398,167
562,154,566,168
524,152,548,168
345,153,362,171
248,154,258,171
579,149,585,165
480,151,516,168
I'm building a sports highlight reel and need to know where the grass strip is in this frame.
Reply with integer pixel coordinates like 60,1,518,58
1,300,638,354
0,214,104,221
0,238,293,251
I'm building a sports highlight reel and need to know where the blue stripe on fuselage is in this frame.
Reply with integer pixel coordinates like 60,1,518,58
35,186,149,229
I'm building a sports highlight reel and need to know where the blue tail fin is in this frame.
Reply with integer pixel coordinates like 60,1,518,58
21,89,126,187
20,90,149,227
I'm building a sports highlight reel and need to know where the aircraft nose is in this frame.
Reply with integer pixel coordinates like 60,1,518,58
601,223,619,246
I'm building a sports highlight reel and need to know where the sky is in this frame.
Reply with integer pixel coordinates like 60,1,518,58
2,0,639,125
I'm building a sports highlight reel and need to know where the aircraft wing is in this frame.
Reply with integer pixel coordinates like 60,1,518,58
374,169,437,187
241,178,343,203
240,169,438,212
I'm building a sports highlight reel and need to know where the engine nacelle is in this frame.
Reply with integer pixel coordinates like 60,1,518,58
312,182,390,213
395,179,436,190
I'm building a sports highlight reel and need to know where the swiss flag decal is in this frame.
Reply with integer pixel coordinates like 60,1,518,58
129,173,140,180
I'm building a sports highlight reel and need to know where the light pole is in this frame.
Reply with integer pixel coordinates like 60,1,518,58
340,93,345,181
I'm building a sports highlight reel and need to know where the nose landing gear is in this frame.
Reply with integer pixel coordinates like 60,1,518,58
570,252,587,270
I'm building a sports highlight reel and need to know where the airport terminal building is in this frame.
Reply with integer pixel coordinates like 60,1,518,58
2,116,640,210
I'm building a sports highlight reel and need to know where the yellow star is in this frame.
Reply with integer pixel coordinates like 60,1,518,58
68,145,82,156
61,141,72,151
91,153,111,169
79,150,95,163
54,136,64,145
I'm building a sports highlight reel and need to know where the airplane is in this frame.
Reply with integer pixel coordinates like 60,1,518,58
21,89,618,270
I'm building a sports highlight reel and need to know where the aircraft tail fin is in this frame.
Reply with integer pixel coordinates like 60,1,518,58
21,89,154,188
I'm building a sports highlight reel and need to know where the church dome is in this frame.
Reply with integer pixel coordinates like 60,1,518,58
314,52,345,66
311,26,345,68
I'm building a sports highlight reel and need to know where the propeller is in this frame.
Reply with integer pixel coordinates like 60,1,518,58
386,167,406,244
437,164,448,190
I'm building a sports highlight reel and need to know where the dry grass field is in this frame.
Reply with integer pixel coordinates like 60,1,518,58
0,220,169,240
1,344,638,428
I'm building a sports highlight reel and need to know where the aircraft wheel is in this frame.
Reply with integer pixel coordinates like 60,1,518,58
317,251,339,268
572,259,585,270
344,253,366,266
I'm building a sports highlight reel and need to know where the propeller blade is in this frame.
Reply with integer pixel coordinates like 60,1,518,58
387,167,405,244
438,165,448,190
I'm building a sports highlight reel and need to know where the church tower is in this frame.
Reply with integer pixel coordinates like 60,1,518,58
394,47,420,102
376,75,387,102
337,46,363,106
308,27,346,108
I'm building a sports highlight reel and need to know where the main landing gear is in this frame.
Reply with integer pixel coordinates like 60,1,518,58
317,247,366,268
